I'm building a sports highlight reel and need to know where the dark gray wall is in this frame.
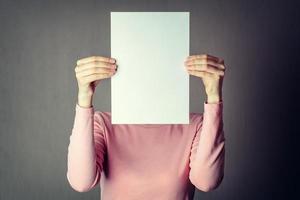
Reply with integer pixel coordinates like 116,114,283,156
0,0,297,199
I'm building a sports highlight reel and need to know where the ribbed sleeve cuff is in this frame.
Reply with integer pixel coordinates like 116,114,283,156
203,100,223,117
75,102,94,116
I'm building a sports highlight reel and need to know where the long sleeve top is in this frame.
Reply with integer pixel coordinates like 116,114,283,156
66,101,225,200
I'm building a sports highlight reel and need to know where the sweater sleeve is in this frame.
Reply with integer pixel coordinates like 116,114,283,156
189,100,225,192
66,103,107,192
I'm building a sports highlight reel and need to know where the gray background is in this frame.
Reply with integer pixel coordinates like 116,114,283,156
0,0,297,199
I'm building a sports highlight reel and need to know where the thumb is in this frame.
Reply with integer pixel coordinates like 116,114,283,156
94,80,101,87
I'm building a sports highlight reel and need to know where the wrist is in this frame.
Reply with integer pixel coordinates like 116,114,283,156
77,92,93,108
78,86,94,96
78,90,93,97
206,93,222,103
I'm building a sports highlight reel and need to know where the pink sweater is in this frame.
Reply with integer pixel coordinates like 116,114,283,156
66,101,225,200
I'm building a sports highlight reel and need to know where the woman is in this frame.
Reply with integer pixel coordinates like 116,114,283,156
66,54,226,199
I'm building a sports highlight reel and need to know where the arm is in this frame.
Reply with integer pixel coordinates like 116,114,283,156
189,100,225,192
66,103,107,192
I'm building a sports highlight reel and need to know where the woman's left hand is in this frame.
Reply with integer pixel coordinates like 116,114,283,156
184,54,226,103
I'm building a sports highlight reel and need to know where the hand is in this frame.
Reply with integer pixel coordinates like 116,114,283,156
75,56,118,96
184,54,226,103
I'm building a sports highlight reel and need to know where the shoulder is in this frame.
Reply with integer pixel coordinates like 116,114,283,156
94,111,111,119
93,111,112,126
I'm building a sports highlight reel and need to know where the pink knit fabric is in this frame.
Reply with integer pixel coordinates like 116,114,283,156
67,101,225,200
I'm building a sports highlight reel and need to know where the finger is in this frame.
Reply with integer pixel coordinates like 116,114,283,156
77,56,116,65
187,54,224,64
75,61,117,73
187,54,219,61
187,70,216,78
185,59,225,70
82,72,115,84
186,64,225,76
185,58,225,69
187,54,220,62
76,67,115,78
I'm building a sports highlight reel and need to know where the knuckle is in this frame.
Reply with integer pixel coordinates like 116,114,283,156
104,68,110,73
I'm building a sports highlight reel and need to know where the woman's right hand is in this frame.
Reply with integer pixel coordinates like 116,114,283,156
75,56,117,96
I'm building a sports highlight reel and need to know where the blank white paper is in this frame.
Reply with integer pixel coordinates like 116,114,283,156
111,12,189,124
